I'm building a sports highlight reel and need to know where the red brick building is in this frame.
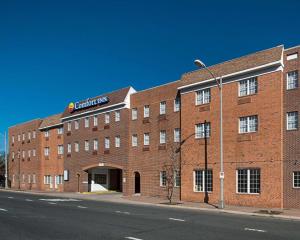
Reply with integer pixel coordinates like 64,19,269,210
8,45,300,208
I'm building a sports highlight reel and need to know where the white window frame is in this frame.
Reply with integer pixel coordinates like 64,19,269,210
44,131,49,138
58,145,64,155
115,136,120,148
287,112,298,130
174,170,180,187
132,108,138,120
28,132,31,140
236,168,260,194
28,150,31,158
195,88,211,105
93,139,98,151
75,142,79,152
105,113,110,124
84,117,90,128
32,149,36,157
195,122,211,138
193,170,213,192
84,140,89,151
105,137,110,149
75,120,79,130
18,134,20,142
174,98,180,112
67,122,72,131
115,110,120,122
293,171,300,188
144,133,150,146
238,77,258,97
160,171,167,187
287,71,298,90
132,134,138,147
144,105,150,118
12,136,15,143
57,127,63,135
160,130,166,144
174,128,181,143
93,115,98,126
32,131,36,139
160,101,166,115
44,147,49,157
67,143,72,153
239,115,258,133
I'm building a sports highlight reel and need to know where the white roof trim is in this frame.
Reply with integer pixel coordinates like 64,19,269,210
61,102,126,121
178,60,282,90
39,122,63,130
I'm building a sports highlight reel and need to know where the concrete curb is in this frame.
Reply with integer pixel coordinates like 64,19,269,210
1,189,300,221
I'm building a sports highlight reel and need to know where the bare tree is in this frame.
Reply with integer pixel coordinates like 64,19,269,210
162,144,180,204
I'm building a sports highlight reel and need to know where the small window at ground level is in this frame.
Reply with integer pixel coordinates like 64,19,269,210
293,172,300,188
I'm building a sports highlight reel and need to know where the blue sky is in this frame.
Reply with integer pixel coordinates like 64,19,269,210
0,0,299,136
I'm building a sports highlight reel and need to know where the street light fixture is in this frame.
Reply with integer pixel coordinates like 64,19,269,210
194,59,224,209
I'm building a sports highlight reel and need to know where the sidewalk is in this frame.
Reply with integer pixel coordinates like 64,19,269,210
1,188,300,221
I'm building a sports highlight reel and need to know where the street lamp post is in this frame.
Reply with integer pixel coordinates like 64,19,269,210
194,60,224,209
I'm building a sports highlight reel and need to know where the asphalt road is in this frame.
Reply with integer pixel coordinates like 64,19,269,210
0,191,299,240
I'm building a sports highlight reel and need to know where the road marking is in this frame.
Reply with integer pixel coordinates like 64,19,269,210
7,197,14,199
115,211,130,215
0,208,8,212
125,237,143,240
77,206,87,209
40,198,80,202
168,218,185,222
48,202,57,205
25,199,33,202
244,228,267,233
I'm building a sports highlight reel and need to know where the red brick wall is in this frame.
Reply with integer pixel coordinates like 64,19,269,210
180,71,284,208
283,47,300,208
8,119,42,190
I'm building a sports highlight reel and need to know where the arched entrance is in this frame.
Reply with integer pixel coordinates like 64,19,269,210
134,172,141,194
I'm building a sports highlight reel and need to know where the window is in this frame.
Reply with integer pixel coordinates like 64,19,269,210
239,115,258,133
196,89,211,105
287,71,298,90
32,131,36,139
93,115,98,126
115,110,120,122
115,136,120,148
105,137,110,149
22,150,25,159
237,169,260,194
239,77,258,96
22,174,25,183
28,132,31,140
194,170,213,192
195,122,211,138
144,105,150,118
32,149,36,157
105,113,110,124
32,174,36,184
12,136,15,143
293,172,300,188
84,140,89,151
160,130,166,144
160,101,166,115
174,98,180,112
132,108,137,120
85,117,90,128
28,174,31,184
56,175,63,185
44,175,51,185
93,139,98,151
174,170,181,187
57,127,63,135
58,145,64,155
160,171,167,187
22,133,25,141
44,131,49,138
75,120,79,130
67,122,72,131
75,142,79,152
44,147,49,156
287,53,298,61
12,152,15,160
132,134,138,147
287,112,298,130
28,150,31,158
174,128,181,143
18,134,20,142
144,133,150,146
67,143,72,153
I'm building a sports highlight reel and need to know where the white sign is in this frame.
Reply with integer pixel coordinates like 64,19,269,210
220,172,224,179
